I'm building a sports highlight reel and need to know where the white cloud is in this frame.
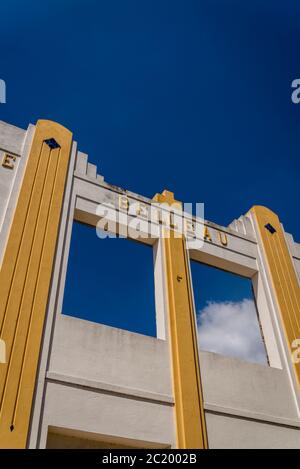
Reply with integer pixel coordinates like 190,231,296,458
197,299,268,365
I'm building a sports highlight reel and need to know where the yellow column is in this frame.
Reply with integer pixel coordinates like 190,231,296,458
250,206,300,388
0,120,73,448
153,190,207,449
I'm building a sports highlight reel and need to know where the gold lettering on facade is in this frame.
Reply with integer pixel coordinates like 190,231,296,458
136,203,149,219
204,226,212,242
184,219,195,237
119,195,129,211
218,231,228,246
116,196,230,247
170,212,178,230
2,153,16,170
151,206,161,224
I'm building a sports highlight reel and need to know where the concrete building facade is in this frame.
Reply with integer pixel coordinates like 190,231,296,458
0,119,299,449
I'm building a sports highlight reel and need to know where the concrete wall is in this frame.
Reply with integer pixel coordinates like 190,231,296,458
36,315,176,448
205,413,300,449
200,351,300,448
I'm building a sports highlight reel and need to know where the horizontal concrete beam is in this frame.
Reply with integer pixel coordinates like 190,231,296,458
46,372,174,405
73,178,258,276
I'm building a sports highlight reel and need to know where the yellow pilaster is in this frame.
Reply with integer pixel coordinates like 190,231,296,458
153,190,207,449
250,206,300,388
0,120,73,448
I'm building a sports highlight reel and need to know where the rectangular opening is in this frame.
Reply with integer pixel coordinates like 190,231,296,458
190,260,269,365
62,221,157,337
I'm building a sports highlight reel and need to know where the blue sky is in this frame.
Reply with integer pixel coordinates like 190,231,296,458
1,1,299,357
63,222,156,337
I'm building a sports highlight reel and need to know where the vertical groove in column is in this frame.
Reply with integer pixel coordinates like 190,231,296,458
11,147,61,427
0,120,73,448
251,205,300,389
0,143,52,411
153,190,207,449
164,233,207,449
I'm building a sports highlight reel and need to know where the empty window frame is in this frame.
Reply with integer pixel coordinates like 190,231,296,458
62,221,157,337
190,261,268,365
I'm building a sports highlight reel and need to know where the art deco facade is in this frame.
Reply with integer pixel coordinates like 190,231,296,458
0,120,299,448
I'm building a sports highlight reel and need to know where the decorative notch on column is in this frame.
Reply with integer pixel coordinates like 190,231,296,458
44,138,61,150
264,223,276,235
